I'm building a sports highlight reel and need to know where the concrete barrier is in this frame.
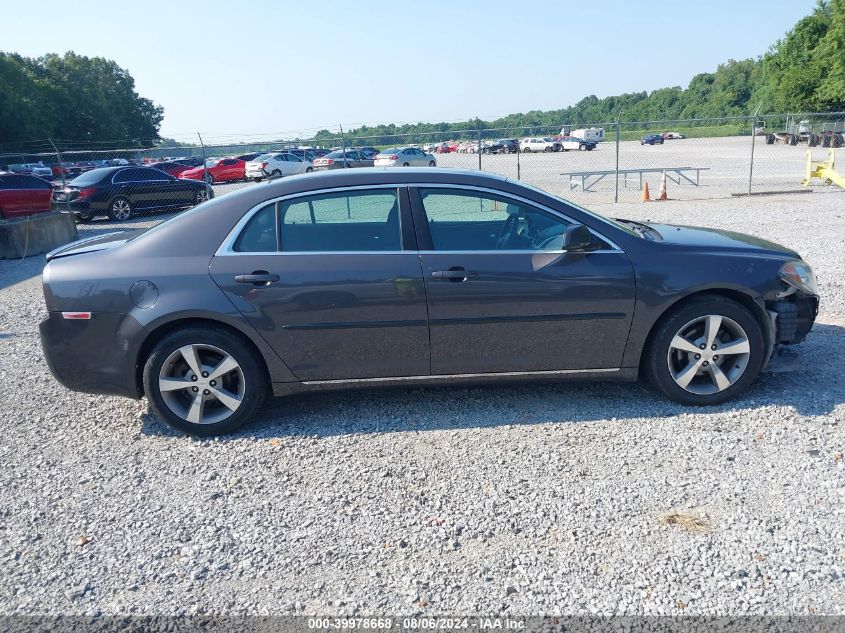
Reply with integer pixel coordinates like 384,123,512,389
0,212,78,259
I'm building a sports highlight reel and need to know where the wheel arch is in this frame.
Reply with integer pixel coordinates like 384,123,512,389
636,287,773,373
134,316,276,397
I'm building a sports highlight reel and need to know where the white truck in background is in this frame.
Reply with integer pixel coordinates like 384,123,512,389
568,127,605,143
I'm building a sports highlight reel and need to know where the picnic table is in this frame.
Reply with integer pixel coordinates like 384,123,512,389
561,166,711,192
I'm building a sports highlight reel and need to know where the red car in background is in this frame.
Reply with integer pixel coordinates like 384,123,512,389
178,157,245,184
149,161,194,177
0,174,53,219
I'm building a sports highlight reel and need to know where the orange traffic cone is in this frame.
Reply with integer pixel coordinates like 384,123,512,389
641,181,651,202
657,171,668,201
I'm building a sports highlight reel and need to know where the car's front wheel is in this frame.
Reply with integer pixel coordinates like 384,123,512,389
429,160,436,167
108,197,133,221
644,297,765,406
143,326,269,436
194,188,210,205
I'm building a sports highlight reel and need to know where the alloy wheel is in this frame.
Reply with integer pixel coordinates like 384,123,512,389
111,199,132,221
195,188,209,204
158,344,246,425
666,315,751,395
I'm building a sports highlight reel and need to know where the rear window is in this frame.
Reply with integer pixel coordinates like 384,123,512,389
0,175,51,190
69,169,111,186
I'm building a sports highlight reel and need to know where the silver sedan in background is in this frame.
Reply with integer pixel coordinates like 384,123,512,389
374,147,437,167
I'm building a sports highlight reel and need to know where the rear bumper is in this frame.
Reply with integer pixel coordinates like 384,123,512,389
39,311,147,398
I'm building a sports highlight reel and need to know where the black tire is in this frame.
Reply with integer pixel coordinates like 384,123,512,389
428,160,436,167
643,296,765,406
204,173,214,185
306,166,313,173
544,146,552,152
143,325,269,436
271,169,281,178
107,197,133,221
193,189,209,206
809,134,819,147
765,133,775,145
402,162,410,167
523,147,531,153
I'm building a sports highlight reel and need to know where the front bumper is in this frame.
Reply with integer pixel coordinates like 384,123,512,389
39,311,147,398
768,295,819,345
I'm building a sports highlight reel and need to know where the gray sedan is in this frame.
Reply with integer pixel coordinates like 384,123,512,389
374,147,437,167
312,149,375,171
39,168,817,436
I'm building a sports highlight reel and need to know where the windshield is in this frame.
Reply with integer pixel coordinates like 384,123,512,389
69,169,112,186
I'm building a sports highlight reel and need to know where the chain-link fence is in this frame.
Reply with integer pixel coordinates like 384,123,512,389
1,112,843,222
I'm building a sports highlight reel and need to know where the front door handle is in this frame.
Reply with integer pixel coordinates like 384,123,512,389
235,271,279,285
432,267,476,282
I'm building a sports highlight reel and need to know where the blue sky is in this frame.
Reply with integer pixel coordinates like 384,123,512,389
3,0,815,141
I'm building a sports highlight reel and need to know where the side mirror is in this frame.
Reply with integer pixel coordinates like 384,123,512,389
563,223,598,252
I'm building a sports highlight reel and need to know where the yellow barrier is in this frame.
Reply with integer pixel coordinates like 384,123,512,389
802,148,845,189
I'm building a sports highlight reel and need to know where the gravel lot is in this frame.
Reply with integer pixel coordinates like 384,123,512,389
433,137,843,203
0,190,843,616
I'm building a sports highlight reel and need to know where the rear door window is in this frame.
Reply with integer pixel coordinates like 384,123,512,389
280,189,401,252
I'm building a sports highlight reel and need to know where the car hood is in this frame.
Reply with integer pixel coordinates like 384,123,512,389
45,231,137,260
644,222,800,258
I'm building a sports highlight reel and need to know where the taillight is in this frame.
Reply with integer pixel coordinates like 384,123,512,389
325,159,334,165
261,162,268,168
77,187,97,198
62,312,91,320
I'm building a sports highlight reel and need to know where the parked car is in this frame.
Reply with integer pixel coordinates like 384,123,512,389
0,174,53,219
7,163,53,179
663,132,686,140
520,138,561,153
236,152,264,162
245,153,314,180
497,139,519,154
641,134,665,145
172,156,204,167
374,147,437,167
179,158,246,184
38,168,818,436
560,136,596,151
313,150,375,171
51,162,85,179
148,161,194,178
51,166,212,221
357,147,380,159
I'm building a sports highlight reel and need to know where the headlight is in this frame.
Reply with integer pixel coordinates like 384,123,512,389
779,260,818,295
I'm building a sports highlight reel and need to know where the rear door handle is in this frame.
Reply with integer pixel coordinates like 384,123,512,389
432,268,476,282
235,271,279,285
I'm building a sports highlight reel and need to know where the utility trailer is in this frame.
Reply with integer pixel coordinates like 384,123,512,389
755,117,843,147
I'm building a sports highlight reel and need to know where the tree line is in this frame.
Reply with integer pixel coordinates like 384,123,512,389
0,51,162,150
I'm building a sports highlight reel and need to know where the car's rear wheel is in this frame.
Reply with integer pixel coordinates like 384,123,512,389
644,297,765,405
143,326,268,436
579,144,587,151
108,197,133,221
429,160,436,167
402,162,410,167
306,166,313,173
271,169,281,178
523,147,531,153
